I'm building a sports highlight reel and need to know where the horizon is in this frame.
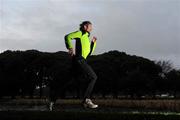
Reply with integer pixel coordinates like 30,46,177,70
0,48,179,70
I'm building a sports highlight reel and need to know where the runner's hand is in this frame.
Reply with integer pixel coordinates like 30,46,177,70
68,48,74,56
92,36,97,43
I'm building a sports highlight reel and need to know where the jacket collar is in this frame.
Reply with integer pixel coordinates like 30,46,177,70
80,30,90,37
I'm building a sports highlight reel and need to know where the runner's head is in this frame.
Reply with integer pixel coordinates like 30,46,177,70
80,21,92,33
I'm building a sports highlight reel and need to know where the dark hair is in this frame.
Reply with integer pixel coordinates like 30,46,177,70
79,21,92,31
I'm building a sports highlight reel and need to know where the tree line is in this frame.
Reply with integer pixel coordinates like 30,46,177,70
0,50,179,99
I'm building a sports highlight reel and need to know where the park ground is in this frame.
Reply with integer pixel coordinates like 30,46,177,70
0,99,180,120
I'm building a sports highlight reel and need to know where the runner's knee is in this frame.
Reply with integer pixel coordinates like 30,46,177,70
92,73,97,81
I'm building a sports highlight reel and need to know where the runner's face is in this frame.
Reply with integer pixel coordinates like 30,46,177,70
84,24,92,32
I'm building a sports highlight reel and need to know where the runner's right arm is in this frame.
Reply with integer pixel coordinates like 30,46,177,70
64,31,82,56
64,31,82,49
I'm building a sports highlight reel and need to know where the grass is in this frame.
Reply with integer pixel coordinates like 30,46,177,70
0,111,180,120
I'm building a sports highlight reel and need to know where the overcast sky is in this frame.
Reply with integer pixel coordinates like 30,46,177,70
0,0,179,68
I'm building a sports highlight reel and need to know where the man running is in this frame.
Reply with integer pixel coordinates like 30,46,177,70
49,21,98,110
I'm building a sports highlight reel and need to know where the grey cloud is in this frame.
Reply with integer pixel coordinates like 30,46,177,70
0,0,179,68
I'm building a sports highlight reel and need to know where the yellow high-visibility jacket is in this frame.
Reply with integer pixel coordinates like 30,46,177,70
64,30,96,59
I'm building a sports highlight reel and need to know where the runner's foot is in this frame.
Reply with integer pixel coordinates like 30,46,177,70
49,102,54,111
83,99,98,109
